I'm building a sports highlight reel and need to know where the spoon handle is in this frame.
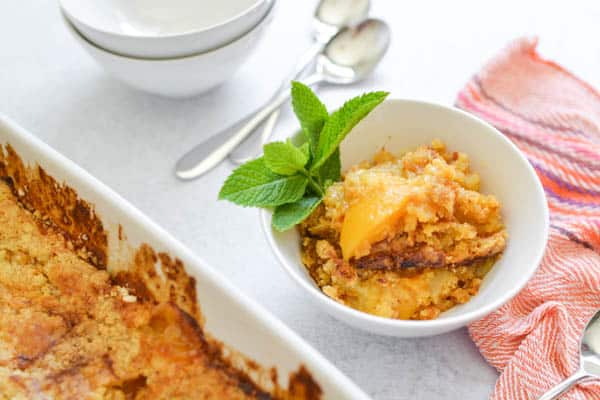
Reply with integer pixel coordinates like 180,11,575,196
175,72,324,180
291,41,328,79
228,41,327,164
538,369,588,400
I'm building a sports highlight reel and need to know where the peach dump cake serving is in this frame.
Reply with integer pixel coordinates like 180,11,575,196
219,84,506,321
298,141,507,320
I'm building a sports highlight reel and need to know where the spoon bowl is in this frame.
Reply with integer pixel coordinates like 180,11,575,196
539,310,600,399
228,0,372,164
314,0,370,42
175,18,390,180
582,312,600,376
317,19,390,84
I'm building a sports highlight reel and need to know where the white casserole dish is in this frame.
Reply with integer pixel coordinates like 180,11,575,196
0,115,371,400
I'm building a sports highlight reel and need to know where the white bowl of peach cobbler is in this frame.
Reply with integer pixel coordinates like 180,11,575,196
261,99,549,337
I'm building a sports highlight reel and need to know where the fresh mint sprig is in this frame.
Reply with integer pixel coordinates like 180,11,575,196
291,81,328,157
219,82,389,231
263,140,308,176
218,157,307,207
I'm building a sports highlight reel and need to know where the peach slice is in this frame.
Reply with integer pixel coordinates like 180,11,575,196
340,182,413,260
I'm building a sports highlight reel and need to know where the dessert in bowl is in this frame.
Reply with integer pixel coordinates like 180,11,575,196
258,98,548,337
298,140,507,321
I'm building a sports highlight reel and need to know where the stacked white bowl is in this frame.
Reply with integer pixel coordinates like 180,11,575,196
60,0,276,97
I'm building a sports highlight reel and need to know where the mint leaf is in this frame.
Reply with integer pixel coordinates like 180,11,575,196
311,91,389,171
219,157,307,207
318,148,341,189
299,142,310,161
272,196,322,231
264,140,308,176
219,86,390,231
291,81,328,156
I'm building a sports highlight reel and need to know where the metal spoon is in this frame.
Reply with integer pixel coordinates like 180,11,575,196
538,310,600,399
228,0,371,164
175,18,390,180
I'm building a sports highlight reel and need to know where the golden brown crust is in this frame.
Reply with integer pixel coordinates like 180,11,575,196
0,181,271,399
0,144,322,400
0,144,109,269
299,141,507,320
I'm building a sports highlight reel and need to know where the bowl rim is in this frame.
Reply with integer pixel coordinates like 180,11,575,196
260,98,550,332
61,2,274,62
58,0,273,40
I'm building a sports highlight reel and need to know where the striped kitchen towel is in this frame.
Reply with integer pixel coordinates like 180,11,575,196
456,37,600,400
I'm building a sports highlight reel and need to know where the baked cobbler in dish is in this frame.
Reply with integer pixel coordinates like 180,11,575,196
0,144,321,400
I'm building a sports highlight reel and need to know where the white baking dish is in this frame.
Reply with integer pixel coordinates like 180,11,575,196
0,114,371,400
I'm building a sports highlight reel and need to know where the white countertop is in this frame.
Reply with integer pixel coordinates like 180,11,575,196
2,1,599,399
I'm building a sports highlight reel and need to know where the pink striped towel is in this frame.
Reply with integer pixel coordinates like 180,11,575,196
456,38,600,399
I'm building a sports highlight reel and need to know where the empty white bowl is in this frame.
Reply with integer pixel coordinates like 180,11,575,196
261,99,549,338
62,5,273,98
59,0,273,58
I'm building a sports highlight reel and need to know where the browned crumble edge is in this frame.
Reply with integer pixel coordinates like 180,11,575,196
0,143,322,400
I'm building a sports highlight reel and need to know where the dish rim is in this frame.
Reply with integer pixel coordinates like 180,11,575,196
58,0,273,40
60,0,276,61
261,97,550,331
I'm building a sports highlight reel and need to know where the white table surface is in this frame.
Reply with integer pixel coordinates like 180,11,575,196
2,1,599,399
